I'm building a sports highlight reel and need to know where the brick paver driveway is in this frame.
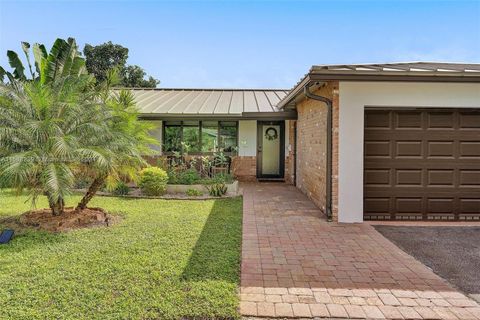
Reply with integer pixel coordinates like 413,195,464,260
240,183,480,319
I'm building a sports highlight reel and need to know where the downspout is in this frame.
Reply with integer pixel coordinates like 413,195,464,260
304,83,333,222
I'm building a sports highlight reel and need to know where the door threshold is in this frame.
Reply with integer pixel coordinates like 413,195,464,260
257,178,285,182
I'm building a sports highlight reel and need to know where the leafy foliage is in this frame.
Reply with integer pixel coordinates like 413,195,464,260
83,41,159,88
83,41,128,83
185,188,203,196
112,181,130,196
207,183,228,197
122,65,159,88
168,168,201,185
1,38,157,215
138,167,169,196
1,38,86,84
0,72,106,215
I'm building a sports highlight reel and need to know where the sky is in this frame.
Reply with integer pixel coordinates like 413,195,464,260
1,0,479,88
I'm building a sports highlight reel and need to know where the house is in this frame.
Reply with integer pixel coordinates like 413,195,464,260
132,62,480,223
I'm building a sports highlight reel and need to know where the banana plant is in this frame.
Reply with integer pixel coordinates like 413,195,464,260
0,38,87,84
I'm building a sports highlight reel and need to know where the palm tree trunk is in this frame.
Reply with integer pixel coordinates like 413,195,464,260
76,175,106,211
49,196,65,216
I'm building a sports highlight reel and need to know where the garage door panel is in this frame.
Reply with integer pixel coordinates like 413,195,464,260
460,199,480,213
396,169,422,186
459,112,480,129
427,141,455,158
396,198,423,213
427,198,454,214
428,112,455,129
459,141,480,158
395,111,423,129
364,109,480,221
395,141,423,158
459,170,480,187
427,169,455,186
365,110,391,129
364,169,391,186
364,141,390,158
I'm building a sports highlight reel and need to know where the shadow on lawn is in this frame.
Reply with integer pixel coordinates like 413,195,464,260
181,198,242,283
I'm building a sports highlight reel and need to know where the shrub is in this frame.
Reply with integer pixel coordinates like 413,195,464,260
139,167,169,196
207,183,227,197
185,188,203,196
168,168,200,185
200,173,234,185
112,182,130,196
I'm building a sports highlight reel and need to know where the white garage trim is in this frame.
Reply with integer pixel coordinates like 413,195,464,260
338,82,480,223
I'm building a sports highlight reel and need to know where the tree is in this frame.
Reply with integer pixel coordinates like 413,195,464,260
83,41,128,84
83,41,159,88
1,38,157,217
0,74,110,215
122,65,159,88
75,69,157,210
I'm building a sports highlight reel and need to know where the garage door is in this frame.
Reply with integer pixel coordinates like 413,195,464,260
364,109,480,221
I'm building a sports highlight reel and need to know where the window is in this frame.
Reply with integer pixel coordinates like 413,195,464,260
219,121,237,152
163,121,238,154
163,121,181,152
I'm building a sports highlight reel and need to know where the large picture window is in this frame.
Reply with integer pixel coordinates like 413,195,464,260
163,121,238,154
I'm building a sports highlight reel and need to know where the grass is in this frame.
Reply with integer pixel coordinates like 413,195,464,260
0,189,242,319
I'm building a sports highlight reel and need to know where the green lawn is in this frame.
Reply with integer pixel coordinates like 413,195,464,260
0,190,242,320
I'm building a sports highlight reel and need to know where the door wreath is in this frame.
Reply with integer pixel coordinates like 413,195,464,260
265,127,278,141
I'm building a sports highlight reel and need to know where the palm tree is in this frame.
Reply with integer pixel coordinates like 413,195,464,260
75,77,157,210
0,74,110,215
1,39,157,216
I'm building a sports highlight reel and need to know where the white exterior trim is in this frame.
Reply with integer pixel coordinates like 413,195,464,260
338,82,480,223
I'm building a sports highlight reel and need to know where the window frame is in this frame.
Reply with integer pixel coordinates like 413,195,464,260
162,120,239,155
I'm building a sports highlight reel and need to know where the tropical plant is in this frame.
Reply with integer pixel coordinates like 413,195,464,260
138,167,169,196
0,38,86,84
0,73,109,215
1,38,157,216
75,71,157,210
207,183,227,197
112,181,130,196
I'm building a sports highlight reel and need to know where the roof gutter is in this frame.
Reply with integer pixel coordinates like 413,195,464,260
303,82,333,222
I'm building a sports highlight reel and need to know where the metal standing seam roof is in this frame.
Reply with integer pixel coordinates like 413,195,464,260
310,62,480,74
277,62,480,109
125,88,290,116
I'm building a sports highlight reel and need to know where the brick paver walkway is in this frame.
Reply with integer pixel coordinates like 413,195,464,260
240,183,480,319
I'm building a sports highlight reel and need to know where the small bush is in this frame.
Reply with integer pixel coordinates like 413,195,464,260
112,182,130,196
139,167,169,196
200,173,234,185
207,183,227,197
185,188,203,196
168,168,200,185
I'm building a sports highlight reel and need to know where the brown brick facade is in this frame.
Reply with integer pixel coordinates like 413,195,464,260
293,81,339,220
231,156,257,182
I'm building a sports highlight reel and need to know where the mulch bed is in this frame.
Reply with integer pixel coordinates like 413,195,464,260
2,207,119,233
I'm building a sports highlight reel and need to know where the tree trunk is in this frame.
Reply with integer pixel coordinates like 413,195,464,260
76,175,106,211
49,196,65,216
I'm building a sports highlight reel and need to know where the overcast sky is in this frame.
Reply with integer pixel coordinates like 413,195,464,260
1,0,479,88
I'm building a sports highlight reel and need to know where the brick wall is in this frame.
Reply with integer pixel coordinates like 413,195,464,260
295,81,339,220
231,156,257,182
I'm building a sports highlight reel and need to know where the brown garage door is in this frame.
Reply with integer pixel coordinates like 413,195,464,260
364,108,480,221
